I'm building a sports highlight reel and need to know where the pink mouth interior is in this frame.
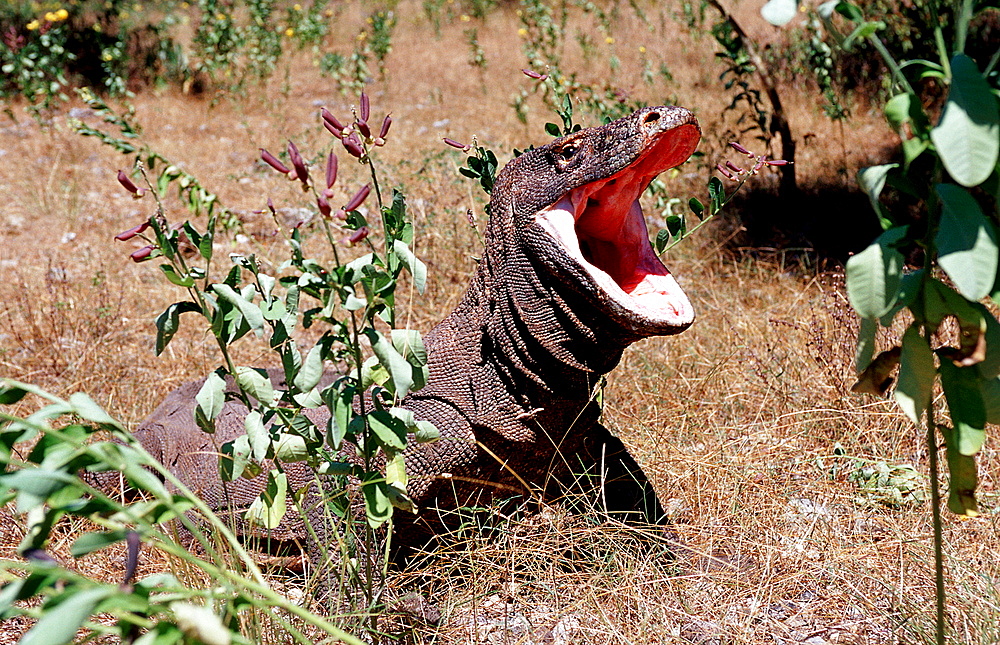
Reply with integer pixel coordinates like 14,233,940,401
534,123,700,327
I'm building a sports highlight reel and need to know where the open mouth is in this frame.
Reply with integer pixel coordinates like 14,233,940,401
533,121,700,331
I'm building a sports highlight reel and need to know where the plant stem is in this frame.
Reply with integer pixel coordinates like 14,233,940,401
924,398,947,645
867,34,917,96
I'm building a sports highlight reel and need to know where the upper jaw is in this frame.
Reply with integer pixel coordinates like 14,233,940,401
532,115,700,335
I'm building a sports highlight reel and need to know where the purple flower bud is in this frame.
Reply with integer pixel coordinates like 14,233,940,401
343,134,364,159
379,114,392,139
522,69,548,80
260,149,291,175
326,152,338,189
322,119,342,138
130,245,155,262
322,188,335,199
765,159,791,166
360,92,370,122
715,163,735,180
117,169,144,196
357,119,371,139
725,161,742,173
443,138,470,151
115,221,150,241
344,184,371,212
321,107,345,133
317,195,332,218
334,208,347,220
267,197,277,216
729,142,752,156
287,140,309,184
373,137,386,147
752,158,766,174
345,226,370,245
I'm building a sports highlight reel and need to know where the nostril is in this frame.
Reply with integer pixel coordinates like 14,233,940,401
644,112,660,124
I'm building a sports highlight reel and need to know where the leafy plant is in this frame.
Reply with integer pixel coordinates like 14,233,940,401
0,381,366,645
795,2,1000,642
2,91,436,641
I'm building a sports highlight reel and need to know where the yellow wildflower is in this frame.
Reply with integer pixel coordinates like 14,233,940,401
102,52,113,61
284,27,294,37
518,27,527,37
639,46,646,54
460,14,470,21
26,20,40,30
215,12,225,21
44,12,58,22
293,3,301,10
605,36,615,45
55,8,68,20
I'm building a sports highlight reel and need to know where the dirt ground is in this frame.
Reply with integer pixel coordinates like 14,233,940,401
1,1,998,643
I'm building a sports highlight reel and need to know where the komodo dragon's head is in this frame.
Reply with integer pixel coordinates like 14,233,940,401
487,106,700,341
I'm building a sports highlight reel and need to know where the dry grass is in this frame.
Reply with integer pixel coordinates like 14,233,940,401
1,1,998,643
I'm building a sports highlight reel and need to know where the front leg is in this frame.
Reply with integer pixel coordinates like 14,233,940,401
565,423,666,525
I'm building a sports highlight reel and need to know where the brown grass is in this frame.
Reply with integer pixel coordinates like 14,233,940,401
2,1,998,643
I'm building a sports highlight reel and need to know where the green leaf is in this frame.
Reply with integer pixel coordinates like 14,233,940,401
0,382,29,405
707,177,724,214
234,367,277,407
154,301,200,356
385,451,407,490
944,443,979,516
392,240,428,294
413,419,440,443
367,410,407,451
981,376,1000,424
245,470,287,529
294,341,326,393
1,469,77,513
365,329,414,399
244,410,269,461
845,226,907,318
68,393,121,430
71,530,129,557
857,164,898,229
856,316,878,373
545,122,561,136
939,361,986,456
219,435,253,482
930,54,1000,188
654,228,670,254
760,0,798,26
689,197,705,221
273,433,308,462
975,304,1000,379
194,370,227,434
20,587,114,645
212,284,264,338
935,183,998,301
391,329,428,370
894,324,935,425
159,264,194,288
323,385,354,450
362,477,392,528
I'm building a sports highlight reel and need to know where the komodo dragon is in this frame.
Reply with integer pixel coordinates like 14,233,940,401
132,105,701,565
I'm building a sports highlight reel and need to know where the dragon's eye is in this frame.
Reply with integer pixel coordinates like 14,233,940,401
558,143,578,160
